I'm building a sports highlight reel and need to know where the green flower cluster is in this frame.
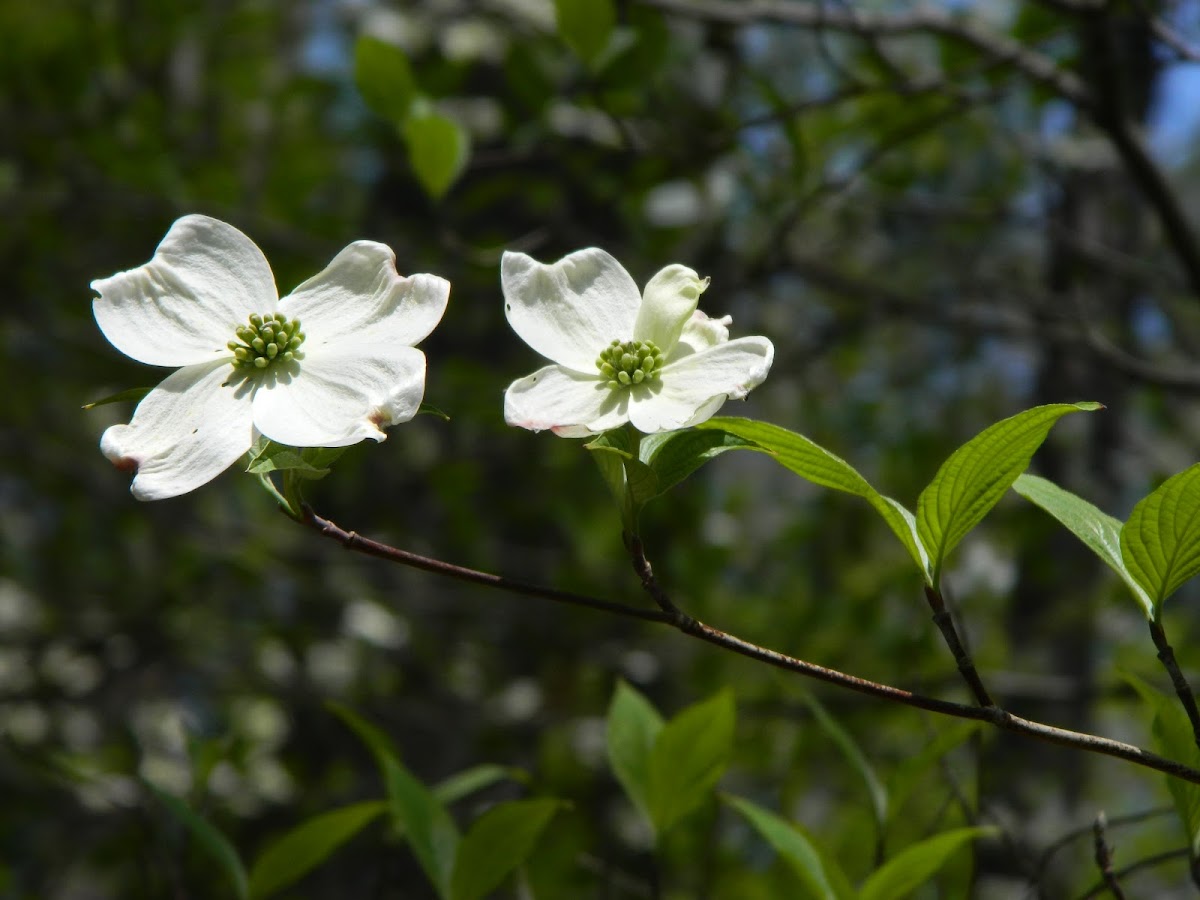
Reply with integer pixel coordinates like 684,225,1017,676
228,312,306,371
596,339,665,390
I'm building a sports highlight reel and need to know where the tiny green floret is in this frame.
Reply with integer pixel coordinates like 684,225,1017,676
228,311,306,371
596,339,664,390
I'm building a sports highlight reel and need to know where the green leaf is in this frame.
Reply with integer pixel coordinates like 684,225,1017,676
417,401,452,421
639,428,758,499
553,0,616,67
326,701,403,774
145,781,249,900
647,688,735,835
858,827,995,900
586,427,756,525
586,430,658,530
605,680,663,823
81,386,152,410
594,8,669,88
385,758,460,899
803,693,887,833
1121,462,1200,613
248,801,386,899
245,436,345,480
886,723,982,825
403,111,469,200
915,403,1101,584
697,418,931,583
327,704,462,896
354,37,417,124
449,798,562,900
723,794,851,900
1123,671,1200,855
1013,474,1152,618
434,764,527,806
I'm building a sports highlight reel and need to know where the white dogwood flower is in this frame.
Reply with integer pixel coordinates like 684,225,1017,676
502,248,773,437
93,214,450,500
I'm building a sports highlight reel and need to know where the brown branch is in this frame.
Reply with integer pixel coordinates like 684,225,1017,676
1146,618,1200,752
637,0,1091,107
299,505,1200,787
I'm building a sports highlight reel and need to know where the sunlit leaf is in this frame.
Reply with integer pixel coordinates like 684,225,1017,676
858,827,995,900
145,781,248,900
248,801,386,899
403,111,469,200
915,403,1101,584
354,37,418,124
449,798,562,900
553,0,615,67
1121,462,1200,613
1013,473,1152,618
697,418,931,583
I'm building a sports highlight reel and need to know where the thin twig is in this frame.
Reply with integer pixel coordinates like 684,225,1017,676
1076,848,1191,900
1146,618,1200,752
300,507,1200,787
1035,806,1173,878
1092,812,1128,900
924,585,994,707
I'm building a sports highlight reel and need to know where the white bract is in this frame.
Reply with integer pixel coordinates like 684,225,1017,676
502,248,774,436
93,214,450,500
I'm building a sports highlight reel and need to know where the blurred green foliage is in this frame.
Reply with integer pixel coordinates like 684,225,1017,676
5,0,1200,896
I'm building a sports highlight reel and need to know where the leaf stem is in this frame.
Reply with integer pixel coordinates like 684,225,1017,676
1146,617,1200,752
299,505,1200,787
923,585,994,707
